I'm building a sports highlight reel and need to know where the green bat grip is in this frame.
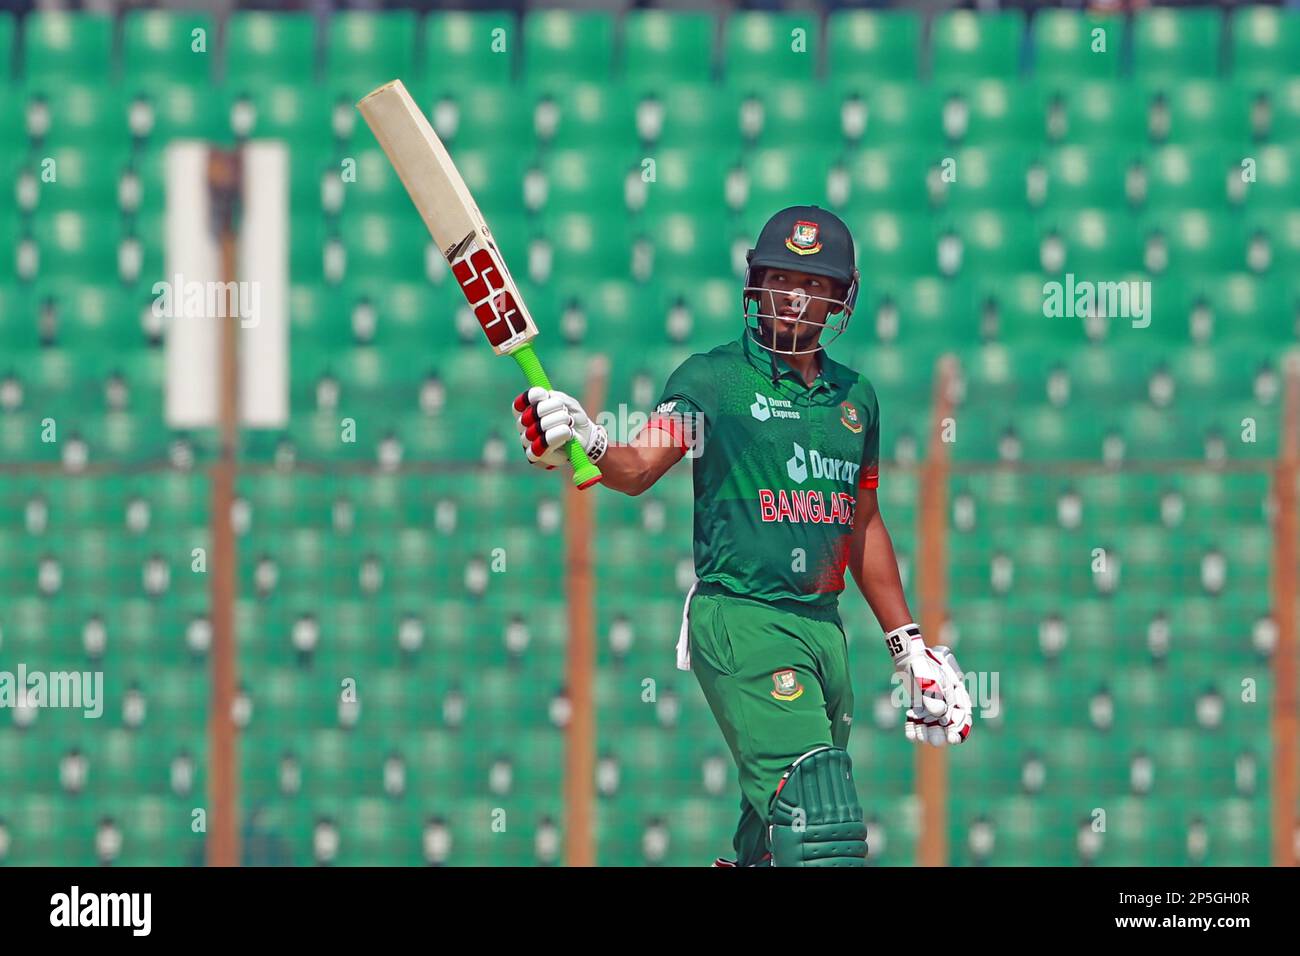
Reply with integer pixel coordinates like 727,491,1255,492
511,342,603,490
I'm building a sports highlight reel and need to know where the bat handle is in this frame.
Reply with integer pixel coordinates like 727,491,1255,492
510,342,603,490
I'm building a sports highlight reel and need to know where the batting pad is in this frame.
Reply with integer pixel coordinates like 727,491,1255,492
769,746,868,867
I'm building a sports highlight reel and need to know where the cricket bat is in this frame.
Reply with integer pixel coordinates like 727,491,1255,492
357,79,602,489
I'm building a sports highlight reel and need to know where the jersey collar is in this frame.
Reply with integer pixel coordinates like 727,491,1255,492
740,331,845,397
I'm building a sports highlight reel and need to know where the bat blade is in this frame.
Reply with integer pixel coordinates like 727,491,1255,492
357,79,538,355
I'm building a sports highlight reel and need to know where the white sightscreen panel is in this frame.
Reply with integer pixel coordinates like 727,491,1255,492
238,141,289,428
163,141,219,428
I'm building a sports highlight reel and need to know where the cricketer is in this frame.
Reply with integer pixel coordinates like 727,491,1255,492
513,205,974,866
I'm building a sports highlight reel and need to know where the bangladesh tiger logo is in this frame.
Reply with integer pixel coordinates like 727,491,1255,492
785,220,822,255
840,401,863,434
771,669,804,702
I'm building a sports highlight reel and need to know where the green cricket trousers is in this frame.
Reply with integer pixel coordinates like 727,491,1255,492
687,582,855,866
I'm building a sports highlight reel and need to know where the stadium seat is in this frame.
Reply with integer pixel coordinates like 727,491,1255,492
1131,7,1223,81
122,10,213,89
325,11,417,100
523,10,615,84
425,11,516,91
23,12,114,84
723,12,818,88
1031,10,1124,80
623,10,715,86
1231,6,1300,86
930,10,1024,81
826,10,921,84
0,13,13,84
225,12,317,86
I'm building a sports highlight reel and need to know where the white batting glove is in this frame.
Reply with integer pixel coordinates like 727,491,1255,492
885,623,974,747
513,386,608,471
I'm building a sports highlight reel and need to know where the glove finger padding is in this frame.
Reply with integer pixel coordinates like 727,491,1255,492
513,389,563,469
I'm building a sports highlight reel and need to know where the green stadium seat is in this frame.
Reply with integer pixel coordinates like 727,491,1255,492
122,10,213,88
839,146,934,215
1037,146,1137,211
539,147,633,218
826,10,921,84
848,210,934,276
930,10,1024,81
633,82,734,149
335,208,427,283
1143,209,1244,275
1143,80,1254,146
226,85,333,149
325,11,417,99
1038,80,1145,145
1031,10,1124,80
1268,78,1300,139
934,79,1042,146
741,147,831,214
1231,7,1300,86
0,13,15,84
26,145,128,213
854,82,943,148
425,12,516,91
1131,7,1223,81
130,85,225,145
623,11,715,86
24,84,129,149
1246,208,1300,272
938,209,1041,275
425,86,530,152
1043,209,1144,273
731,82,843,147
641,212,733,283
23,12,114,84
225,12,317,87
723,12,817,88
32,211,119,280
941,146,1032,212
448,147,531,216
540,82,638,150
1141,145,1235,210
860,276,978,345
523,11,614,84
630,148,733,223
540,210,632,284
1242,144,1299,210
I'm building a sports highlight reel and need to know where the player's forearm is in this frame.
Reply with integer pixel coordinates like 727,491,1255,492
850,512,913,633
597,443,678,496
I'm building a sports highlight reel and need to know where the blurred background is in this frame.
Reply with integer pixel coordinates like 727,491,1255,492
0,0,1297,866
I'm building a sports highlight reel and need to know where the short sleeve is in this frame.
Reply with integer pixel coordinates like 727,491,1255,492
646,354,713,453
859,383,880,490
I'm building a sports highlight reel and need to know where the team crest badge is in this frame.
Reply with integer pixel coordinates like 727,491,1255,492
840,401,863,434
785,220,822,256
771,669,804,701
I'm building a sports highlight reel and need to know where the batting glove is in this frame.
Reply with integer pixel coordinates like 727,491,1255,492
513,386,608,471
884,623,973,747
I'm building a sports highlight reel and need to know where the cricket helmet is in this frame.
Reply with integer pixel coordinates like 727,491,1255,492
743,205,859,356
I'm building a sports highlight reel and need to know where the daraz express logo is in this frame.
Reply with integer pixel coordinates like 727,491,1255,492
786,443,860,485
750,393,800,422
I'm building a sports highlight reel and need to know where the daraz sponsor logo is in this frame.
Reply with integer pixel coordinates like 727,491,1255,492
786,443,860,485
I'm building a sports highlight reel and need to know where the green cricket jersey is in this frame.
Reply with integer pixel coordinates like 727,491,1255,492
647,333,880,608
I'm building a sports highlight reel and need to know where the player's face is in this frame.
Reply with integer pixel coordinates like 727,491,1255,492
749,268,849,354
